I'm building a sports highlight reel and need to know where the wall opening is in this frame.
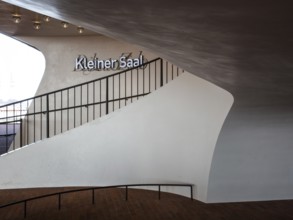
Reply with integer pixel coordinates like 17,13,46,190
0,33,45,106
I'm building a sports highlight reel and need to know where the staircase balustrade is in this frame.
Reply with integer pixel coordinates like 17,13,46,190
0,58,183,154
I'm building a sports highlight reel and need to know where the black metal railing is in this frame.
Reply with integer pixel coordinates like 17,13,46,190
0,58,183,154
0,119,22,155
0,183,193,218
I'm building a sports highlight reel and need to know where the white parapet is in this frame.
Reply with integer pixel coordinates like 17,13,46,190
0,72,233,202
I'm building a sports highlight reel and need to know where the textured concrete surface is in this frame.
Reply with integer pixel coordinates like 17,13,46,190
2,0,292,100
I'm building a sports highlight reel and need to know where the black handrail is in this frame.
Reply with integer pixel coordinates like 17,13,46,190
0,58,183,153
0,93,150,120
0,183,193,218
0,119,22,125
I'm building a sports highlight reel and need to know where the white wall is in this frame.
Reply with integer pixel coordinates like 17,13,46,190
207,105,293,202
11,36,184,149
0,73,233,202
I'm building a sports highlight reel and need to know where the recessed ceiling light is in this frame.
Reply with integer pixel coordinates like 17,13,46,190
43,16,50,22
77,26,84,34
32,14,42,30
61,21,69,28
12,13,21,24
33,21,41,30
11,7,21,24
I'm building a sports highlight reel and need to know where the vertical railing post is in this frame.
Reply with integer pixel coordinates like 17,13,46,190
125,186,128,201
46,94,50,138
12,105,15,150
160,59,163,87
5,107,8,153
106,78,109,115
24,200,27,218
158,185,161,200
190,185,193,200
58,193,61,210
92,189,95,204
20,119,23,148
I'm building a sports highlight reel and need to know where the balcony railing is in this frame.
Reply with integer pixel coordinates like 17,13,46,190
0,183,194,218
0,58,184,154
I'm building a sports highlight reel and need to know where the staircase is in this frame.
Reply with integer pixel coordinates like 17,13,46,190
0,58,183,155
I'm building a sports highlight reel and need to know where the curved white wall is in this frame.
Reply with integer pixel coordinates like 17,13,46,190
207,105,293,202
0,73,233,202
10,35,163,150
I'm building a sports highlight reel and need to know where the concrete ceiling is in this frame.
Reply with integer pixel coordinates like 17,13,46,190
1,0,293,106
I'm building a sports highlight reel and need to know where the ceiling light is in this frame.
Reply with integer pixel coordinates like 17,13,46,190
77,26,84,34
61,21,69,28
11,7,21,24
32,14,42,30
12,13,21,24
33,21,41,30
43,16,50,22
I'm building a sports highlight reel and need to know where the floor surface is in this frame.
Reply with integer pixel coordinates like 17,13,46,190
0,187,292,220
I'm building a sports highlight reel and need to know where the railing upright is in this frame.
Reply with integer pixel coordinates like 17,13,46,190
5,119,8,153
106,77,109,115
92,189,95,204
46,94,50,138
24,201,27,218
20,118,23,147
160,58,164,87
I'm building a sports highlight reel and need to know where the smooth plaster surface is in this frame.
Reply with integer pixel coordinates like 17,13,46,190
0,73,233,202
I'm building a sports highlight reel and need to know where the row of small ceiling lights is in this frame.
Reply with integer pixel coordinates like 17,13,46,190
11,6,84,34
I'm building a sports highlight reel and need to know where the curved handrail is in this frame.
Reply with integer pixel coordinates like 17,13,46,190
0,183,193,218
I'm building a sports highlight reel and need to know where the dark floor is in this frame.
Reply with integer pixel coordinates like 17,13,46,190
0,187,292,220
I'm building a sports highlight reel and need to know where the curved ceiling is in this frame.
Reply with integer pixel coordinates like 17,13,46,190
1,0,293,107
